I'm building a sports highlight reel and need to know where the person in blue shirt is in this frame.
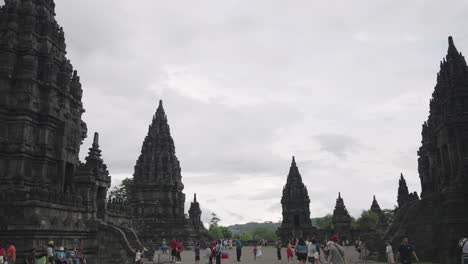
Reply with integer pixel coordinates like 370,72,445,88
296,238,308,264
235,239,242,262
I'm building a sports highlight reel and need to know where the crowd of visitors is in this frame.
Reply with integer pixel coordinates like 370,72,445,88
0,241,86,264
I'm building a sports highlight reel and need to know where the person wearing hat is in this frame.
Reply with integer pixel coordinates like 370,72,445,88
327,235,346,264
47,241,54,264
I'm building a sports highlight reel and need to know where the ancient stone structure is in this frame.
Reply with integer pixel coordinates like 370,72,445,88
332,193,352,241
0,1,140,263
189,194,205,233
369,195,382,215
277,157,317,242
130,101,205,247
385,37,468,263
397,173,419,208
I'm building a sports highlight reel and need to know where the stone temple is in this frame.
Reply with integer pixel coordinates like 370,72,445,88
0,0,141,263
0,0,207,263
130,100,206,247
332,193,351,241
385,37,468,263
277,157,317,242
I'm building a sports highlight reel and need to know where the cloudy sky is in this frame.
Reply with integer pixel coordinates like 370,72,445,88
43,0,468,225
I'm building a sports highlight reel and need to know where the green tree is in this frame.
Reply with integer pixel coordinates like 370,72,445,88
381,209,395,225
239,232,253,241
355,210,379,230
314,214,334,230
209,213,220,228
108,177,134,202
251,227,277,241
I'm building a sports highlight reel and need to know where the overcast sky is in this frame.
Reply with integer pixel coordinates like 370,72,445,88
36,0,468,225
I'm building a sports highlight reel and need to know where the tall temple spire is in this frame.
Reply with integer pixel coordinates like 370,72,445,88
447,36,459,59
86,132,102,162
286,156,304,185
133,99,181,186
370,195,382,214
333,192,351,240
398,173,410,207
194,193,197,203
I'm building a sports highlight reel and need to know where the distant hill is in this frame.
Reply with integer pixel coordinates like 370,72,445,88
227,217,328,235
227,221,281,234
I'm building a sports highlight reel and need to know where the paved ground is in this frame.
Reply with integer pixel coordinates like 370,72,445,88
149,246,386,264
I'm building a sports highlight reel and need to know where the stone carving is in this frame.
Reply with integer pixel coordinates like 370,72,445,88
277,157,317,242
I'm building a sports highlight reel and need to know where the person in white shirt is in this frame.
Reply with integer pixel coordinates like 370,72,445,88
385,242,395,264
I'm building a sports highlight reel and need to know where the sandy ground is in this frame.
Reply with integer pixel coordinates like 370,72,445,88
149,246,386,264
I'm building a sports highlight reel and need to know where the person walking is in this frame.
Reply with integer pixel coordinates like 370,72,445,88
296,238,308,264
205,246,212,264
214,240,223,264
396,237,419,264
175,240,183,263
386,242,395,264
6,241,16,264
327,236,346,264
287,240,294,264
307,239,317,264
235,239,242,262
161,239,168,255
275,240,282,261
170,239,177,263
194,243,200,264
253,244,258,261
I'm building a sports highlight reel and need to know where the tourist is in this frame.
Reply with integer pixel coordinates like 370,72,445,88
135,249,142,264
322,240,329,261
205,245,212,264
214,240,223,264
54,246,67,264
46,241,54,264
0,244,5,264
386,242,395,264
396,237,419,264
194,242,200,264
307,239,317,264
176,240,183,263
170,239,177,263
327,235,346,264
296,238,308,264
256,244,263,258
253,243,257,261
357,239,364,261
275,240,282,260
315,240,321,264
235,239,242,262
6,241,16,264
287,240,294,264
161,239,168,255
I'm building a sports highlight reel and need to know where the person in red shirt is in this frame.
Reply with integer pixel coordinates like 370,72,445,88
169,239,177,263
0,245,5,264
176,241,183,263
6,241,16,264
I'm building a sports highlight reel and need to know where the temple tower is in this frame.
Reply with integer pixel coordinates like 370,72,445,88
0,1,138,263
131,100,198,246
370,195,382,215
385,37,468,263
397,173,410,207
277,157,317,242
189,193,204,232
332,192,351,241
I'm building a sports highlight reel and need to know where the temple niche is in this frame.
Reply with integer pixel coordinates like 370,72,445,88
385,37,468,263
332,193,352,241
130,100,207,247
277,157,317,242
0,1,140,263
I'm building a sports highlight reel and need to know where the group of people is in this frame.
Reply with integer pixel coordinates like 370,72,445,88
0,241,16,264
1,241,85,264
278,235,345,264
385,237,419,264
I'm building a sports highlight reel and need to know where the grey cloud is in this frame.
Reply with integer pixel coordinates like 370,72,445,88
32,0,468,225
313,133,362,158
